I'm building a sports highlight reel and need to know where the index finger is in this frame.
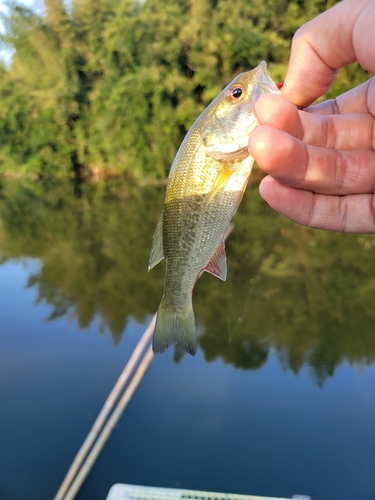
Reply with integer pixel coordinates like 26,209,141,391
282,0,375,107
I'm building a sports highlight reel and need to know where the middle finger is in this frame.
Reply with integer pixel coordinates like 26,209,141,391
249,126,375,195
300,111,374,150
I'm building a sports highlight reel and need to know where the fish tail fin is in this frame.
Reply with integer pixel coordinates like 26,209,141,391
152,299,197,356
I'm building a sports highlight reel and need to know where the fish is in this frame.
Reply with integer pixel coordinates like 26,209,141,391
148,61,280,355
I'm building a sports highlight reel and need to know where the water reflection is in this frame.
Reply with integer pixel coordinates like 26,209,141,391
0,179,166,341
1,177,375,384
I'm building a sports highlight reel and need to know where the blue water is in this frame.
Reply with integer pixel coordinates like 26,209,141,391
1,259,375,500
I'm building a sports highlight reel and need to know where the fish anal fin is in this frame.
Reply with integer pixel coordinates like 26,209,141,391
204,239,227,281
148,212,164,272
208,162,234,203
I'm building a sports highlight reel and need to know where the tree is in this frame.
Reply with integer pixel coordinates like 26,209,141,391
0,0,369,179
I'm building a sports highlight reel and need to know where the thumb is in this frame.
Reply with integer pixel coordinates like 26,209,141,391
282,0,373,107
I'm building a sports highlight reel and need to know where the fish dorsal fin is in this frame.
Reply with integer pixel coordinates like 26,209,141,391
204,239,227,281
148,211,164,271
208,162,234,204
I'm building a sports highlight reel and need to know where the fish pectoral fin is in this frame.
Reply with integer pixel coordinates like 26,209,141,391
148,211,164,271
208,162,234,204
204,239,227,281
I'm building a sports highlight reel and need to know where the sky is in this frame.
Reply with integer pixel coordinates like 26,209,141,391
0,0,44,64
0,0,43,12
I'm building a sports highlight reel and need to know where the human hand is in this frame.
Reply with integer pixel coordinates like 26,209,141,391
248,0,375,233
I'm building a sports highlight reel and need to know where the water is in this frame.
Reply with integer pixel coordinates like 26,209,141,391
1,178,375,500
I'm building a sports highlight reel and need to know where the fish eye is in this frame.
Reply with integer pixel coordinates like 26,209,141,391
226,84,245,103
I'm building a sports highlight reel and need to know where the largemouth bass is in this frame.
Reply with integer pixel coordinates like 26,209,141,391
149,61,280,355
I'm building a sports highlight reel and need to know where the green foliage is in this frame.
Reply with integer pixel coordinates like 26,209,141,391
0,0,369,179
0,0,373,383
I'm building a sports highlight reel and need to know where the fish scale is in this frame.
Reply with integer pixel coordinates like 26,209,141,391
149,61,280,355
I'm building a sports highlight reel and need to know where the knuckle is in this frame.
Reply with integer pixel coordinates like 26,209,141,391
337,196,348,232
304,193,317,228
334,151,347,194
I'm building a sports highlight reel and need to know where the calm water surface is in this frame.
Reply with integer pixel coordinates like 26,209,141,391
1,179,375,500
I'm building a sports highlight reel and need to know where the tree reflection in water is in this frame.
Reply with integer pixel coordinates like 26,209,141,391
1,177,375,384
